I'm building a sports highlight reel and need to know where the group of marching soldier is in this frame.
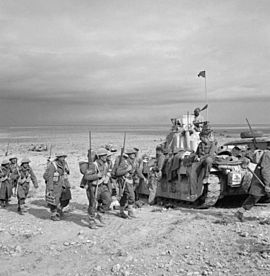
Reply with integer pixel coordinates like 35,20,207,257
0,143,166,229
0,156,38,212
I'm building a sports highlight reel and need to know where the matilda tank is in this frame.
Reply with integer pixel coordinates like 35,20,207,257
138,114,269,208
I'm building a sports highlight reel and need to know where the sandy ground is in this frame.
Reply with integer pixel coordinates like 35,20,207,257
1,132,270,276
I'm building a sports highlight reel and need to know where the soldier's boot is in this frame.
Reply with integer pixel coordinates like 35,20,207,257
57,206,63,218
51,212,61,221
119,206,129,219
96,213,106,225
235,208,245,222
20,204,28,213
88,216,98,229
127,205,136,218
17,204,22,214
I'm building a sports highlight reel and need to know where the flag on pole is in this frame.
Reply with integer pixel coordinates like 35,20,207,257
198,70,206,78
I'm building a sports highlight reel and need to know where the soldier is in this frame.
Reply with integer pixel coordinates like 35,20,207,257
82,150,98,229
135,154,150,202
148,145,165,205
195,126,217,183
193,107,204,133
235,144,270,222
45,153,71,221
83,149,111,228
95,148,112,214
113,148,143,218
0,160,12,207
9,156,20,197
17,158,38,214
106,151,115,196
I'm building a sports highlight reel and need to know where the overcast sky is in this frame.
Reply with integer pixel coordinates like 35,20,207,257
0,0,269,126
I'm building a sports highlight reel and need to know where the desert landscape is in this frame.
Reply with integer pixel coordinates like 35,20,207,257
1,127,270,276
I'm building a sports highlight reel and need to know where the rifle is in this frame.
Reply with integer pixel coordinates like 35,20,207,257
82,131,96,189
88,131,93,167
118,132,126,166
87,131,99,200
118,132,127,197
247,167,265,188
48,144,53,160
5,140,9,157
246,118,257,149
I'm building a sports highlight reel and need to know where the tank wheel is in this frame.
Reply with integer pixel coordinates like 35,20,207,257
197,174,221,209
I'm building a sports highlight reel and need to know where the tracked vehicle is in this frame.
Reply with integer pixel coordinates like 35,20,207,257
138,114,269,208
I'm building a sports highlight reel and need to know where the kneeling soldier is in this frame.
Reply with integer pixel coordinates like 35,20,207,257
45,153,71,221
17,158,38,214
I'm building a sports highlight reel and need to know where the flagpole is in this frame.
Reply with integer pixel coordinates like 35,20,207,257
205,74,208,121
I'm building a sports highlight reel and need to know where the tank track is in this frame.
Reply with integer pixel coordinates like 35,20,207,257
198,174,221,208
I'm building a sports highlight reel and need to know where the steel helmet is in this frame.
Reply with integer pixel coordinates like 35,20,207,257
9,155,17,161
125,148,136,155
55,153,67,158
1,159,10,165
21,158,31,164
96,148,108,156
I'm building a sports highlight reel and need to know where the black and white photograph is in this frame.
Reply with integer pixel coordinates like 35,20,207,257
0,0,270,275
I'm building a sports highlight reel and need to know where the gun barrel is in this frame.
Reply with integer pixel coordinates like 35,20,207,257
246,118,257,148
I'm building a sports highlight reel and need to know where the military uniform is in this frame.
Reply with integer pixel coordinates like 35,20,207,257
106,152,114,195
148,147,165,205
196,133,217,181
95,157,112,212
0,160,12,207
113,148,143,218
84,148,111,228
45,153,71,221
236,148,270,221
9,156,20,197
17,158,38,213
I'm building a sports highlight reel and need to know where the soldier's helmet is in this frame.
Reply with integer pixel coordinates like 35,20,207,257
1,159,10,166
142,154,150,162
105,144,117,153
21,158,31,164
55,153,67,158
96,148,108,157
125,148,136,155
9,155,17,161
194,107,201,114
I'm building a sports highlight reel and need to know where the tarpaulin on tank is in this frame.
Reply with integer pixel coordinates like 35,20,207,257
162,151,185,181
185,162,205,198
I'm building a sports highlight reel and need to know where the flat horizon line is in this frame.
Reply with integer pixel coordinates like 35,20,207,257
0,122,269,128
